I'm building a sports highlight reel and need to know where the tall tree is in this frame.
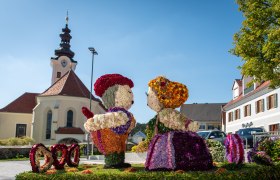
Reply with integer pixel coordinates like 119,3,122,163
231,0,280,88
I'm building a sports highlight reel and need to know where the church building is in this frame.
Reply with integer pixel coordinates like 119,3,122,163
0,17,106,144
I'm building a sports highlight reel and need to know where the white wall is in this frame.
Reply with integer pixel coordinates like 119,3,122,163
51,56,77,84
225,88,280,133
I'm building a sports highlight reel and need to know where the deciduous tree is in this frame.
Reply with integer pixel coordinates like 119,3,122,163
231,0,280,88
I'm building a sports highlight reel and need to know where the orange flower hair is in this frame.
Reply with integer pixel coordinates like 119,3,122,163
148,76,189,108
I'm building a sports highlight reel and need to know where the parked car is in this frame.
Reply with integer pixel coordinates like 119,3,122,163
197,130,227,145
236,127,266,148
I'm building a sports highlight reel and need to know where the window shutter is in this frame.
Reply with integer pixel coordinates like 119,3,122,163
274,94,278,108
267,96,270,110
255,101,258,113
249,104,251,116
262,99,265,112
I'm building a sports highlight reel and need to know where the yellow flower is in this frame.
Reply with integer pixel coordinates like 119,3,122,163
148,76,188,108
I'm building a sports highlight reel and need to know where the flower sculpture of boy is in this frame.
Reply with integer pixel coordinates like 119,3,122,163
145,76,213,171
82,74,136,168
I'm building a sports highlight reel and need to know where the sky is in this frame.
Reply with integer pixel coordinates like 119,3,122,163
0,0,243,123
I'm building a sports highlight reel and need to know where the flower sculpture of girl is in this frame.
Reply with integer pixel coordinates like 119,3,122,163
145,76,213,171
82,74,136,168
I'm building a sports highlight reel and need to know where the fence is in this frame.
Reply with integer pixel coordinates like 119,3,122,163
252,131,280,148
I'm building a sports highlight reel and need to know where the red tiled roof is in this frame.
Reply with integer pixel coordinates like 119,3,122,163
0,92,39,113
41,70,92,98
55,127,84,134
40,70,106,110
224,81,270,109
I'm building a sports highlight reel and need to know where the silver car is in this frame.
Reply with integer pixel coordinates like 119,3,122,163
197,130,227,145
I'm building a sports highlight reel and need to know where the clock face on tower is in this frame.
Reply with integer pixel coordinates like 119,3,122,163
61,59,68,67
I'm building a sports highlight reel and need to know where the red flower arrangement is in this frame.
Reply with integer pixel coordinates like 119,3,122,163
29,143,54,173
94,74,134,97
66,144,80,167
29,143,80,173
82,107,94,118
50,144,68,170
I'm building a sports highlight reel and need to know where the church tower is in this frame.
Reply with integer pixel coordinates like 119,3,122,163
51,13,77,84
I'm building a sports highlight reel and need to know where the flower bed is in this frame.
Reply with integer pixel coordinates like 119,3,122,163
16,163,280,180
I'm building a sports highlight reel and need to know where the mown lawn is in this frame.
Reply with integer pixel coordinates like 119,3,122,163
16,162,280,180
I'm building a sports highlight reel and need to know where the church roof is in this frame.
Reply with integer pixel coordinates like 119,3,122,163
0,92,39,113
41,70,100,100
40,70,106,110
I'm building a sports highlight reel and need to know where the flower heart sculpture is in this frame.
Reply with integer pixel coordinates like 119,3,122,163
29,143,80,172
29,143,54,173
66,144,80,167
50,144,68,170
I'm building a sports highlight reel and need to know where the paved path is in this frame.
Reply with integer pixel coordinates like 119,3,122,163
0,158,145,180
0,150,250,180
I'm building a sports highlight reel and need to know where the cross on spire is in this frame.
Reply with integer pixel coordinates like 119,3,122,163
66,10,69,25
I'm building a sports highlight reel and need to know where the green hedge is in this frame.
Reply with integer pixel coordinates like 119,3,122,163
206,139,225,162
16,163,280,180
0,147,31,159
0,137,34,146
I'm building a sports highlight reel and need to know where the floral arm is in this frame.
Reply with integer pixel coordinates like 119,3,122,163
127,113,136,134
84,111,129,132
158,108,199,131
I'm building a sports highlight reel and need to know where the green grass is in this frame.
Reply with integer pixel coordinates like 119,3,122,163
0,157,29,161
16,163,280,180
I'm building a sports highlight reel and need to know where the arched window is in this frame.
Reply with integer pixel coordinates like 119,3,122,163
46,110,52,139
66,110,73,127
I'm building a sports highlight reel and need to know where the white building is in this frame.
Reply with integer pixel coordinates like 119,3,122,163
131,131,146,144
222,77,279,134
0,19,106,144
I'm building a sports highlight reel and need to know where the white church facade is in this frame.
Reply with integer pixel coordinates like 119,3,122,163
0,19,105,144
222,77,280,134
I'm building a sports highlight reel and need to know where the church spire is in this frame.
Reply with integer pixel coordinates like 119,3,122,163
54,11,75,61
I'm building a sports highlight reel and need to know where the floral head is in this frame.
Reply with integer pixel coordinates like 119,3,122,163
148,76,189,109
94,74,134,97
94,74,134,110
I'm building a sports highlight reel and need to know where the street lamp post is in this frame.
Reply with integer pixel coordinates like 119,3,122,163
87,47,98,160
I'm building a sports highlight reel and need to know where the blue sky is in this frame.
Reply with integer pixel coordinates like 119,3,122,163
0,0,243,123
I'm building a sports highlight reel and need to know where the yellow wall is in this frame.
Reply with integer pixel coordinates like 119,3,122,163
0,112,32,139
32,95,105,145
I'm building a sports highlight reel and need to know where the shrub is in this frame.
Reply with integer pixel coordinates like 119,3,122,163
131,125,153,153
0,137,34,146
131,140,149,153
252,151,274,166
206,139,225,162
258,137,280,162
7,137,22,146
0,147,30,159
0,139,8,145
22,136,35,145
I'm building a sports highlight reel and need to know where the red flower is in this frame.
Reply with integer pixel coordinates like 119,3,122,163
160,81,166,87
82,107,94,118
94,74,134,97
